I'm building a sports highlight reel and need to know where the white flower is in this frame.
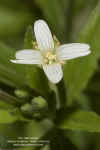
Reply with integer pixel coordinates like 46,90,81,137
11,20,91,84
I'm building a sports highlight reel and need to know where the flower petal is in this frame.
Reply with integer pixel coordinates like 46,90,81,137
10,59,41,64
16,50,41,59
43,64,63,83
34,20,54,51
11,50,42,64
56,43,91,60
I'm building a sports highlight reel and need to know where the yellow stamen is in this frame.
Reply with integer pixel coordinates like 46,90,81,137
44,51,65,65
44,52,57,64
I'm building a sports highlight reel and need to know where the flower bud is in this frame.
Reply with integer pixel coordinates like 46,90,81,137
21,103,33,115
32,96,48,111
14,89,29,98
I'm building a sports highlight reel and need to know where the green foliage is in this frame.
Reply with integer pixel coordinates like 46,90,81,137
0,9,32,38
0,100,13,110
24,26,34,49
64,1,100,104
0,42,27,87
26,66,50,96
0,109,17,123
26,119,53,138
59,110,100,132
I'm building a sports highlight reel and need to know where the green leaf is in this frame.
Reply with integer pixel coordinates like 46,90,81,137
24,26,50,96
0,42,27,87
41,145,50,150
59,110,100,132
64,1,100,104
66,130,89,150
24,25,34,49
26,66,50,96
26,119,53,138
0,100,13,110
18,148,33,150
0,109,17,123
0,8,32,38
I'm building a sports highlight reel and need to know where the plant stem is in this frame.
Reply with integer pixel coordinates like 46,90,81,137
56,79,67,109
0,90,21,106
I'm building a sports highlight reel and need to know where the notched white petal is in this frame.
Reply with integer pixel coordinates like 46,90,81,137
11,49,42,64
34,20,54,51
10,59,41,64
16,50,42,59
43,64,63,84
56,43,91,60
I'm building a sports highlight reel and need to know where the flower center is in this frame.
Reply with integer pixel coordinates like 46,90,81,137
44,52,57,65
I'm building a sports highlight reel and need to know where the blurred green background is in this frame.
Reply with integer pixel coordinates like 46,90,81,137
1,0,100,150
